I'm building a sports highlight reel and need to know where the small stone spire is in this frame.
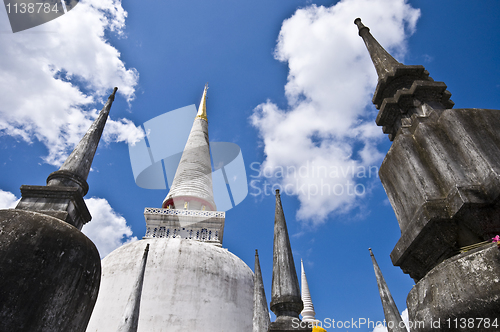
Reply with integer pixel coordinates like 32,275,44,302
162,85,216,211
300,260,316,323
253,249,270,332
47,87,118,196
354,18,402,81
15,87,118,229
369,248,407,332
269,190,310,331
117,243,150,332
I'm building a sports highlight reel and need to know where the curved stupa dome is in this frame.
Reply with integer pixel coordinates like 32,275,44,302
86,238,253,331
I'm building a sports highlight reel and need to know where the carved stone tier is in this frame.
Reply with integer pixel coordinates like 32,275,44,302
381,107,500,280
143,207,225,246
407,244,500,331
374,67,454,141
16,185,91,230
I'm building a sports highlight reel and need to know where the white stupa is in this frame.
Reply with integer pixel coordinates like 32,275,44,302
301,260,327,332
86,85,254,332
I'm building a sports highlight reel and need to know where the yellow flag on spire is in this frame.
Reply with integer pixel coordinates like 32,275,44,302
196,83,208,121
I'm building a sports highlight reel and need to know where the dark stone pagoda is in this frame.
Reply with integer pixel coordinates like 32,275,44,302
0,88,118,332
356,18,500,331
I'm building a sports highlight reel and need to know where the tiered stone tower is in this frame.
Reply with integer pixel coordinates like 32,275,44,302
356,18,500,330
0,88,118,332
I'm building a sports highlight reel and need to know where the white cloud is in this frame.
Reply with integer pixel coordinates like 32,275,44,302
250,0,420,224
82,197,137,258
372,308,409,332
0,189,19,209
0,0,143,166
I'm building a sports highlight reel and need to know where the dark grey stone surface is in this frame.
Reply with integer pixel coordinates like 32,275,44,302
269,190,311,332
383,107,500,280
0,209,101,332
269,317,313,332
16,185,91,230
407,244,500,331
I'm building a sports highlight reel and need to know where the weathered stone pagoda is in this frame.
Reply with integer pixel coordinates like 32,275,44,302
0,87,118,332
356,18,500,331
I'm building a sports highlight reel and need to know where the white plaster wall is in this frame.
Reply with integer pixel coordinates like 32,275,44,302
86,238,253,332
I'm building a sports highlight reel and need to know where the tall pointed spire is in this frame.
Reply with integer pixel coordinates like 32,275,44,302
300,260,316,323
117,244,150,332
145,85,224,246
253,249,270,332
269,190,310,332
162,84,216,211
47,87,118,196
369,249,407,332
354,18,453,141
354,18,402,81
16,87,118,229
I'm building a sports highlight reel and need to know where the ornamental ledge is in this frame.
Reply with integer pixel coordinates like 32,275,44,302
144,207,225,218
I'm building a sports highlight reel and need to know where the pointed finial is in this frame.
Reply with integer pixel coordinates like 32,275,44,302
270,190,303,321
300,259,316,323
110,86,118,99
354,18,368,35
117,243,150,332
196,84,208,121
253,249,270,332
354,18,402,81
47,87,118,196
369,248,407,332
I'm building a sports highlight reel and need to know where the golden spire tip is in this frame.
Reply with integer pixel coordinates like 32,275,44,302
196,84,208,121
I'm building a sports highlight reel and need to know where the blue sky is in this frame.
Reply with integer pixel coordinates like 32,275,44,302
1,0,499,331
